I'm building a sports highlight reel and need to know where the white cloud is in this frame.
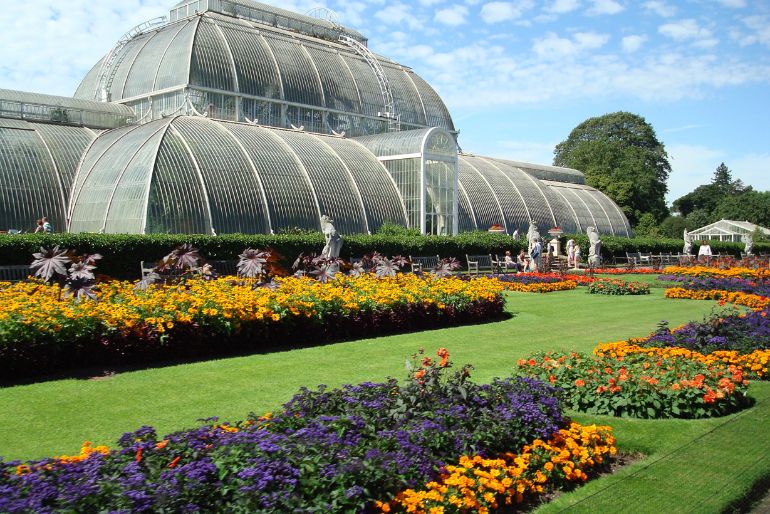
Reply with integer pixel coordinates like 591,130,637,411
435,5,469,26
375,3,425,29
658,19,717,47
587,0,624,16
621,34,647,53
737,16,770,47
643,1,676,18
544,0,581,14
532,31,610,59
480,1,534,23
419,0,443,5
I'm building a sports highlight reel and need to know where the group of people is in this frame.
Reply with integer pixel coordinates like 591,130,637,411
499,237,584,273
34,217,53,233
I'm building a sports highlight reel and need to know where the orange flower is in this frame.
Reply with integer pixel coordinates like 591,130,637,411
168,456,181,468
574,379,586,387
135,447,143,463
414,369,426,380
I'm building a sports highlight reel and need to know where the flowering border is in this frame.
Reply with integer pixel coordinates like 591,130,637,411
664,287,770,310
595,341,770,380
376,422,616,513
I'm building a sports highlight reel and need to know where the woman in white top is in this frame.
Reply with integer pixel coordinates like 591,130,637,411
698,240,712,262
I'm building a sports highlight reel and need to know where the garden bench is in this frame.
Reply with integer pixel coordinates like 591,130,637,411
0,265,31,282
492,254,516,274
625,252,642,266
466,254,495,276
209,259,238,276
409,255,440,274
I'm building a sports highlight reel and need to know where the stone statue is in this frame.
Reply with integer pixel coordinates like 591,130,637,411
320,215,343,258
512,229,519,240
526,220,540,255
587,226,602,267
683,228,693,255
743,233,754,256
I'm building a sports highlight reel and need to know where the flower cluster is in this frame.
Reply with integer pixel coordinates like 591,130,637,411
664,287,770,310
516,351,750,418
0,350,570,513
595,341,770,380
643,309,770,356
662,266,770,279
501,280,578,293
656,275,770,297
377,422,616,513
587,279,651,295
0,275,505,380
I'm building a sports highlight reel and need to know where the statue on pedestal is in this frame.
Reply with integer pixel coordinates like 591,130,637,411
743,233,754,256
683,228,693,255
320,215,343,258
587,226,602,267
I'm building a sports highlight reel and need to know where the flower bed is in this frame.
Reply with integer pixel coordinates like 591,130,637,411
595,341,770,380
585,268,661,275
657,275,770,296
662,266,770,279
0,350,577,512
587,278,650,295
501,280,577,293
377,422,616,513
644,309,770,355
0,275,505,380
664,287,770,310
515,351,750,418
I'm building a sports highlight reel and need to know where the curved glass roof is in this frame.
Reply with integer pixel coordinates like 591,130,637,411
68,115,408,234
74,12,454,134
0,88,134,129
0,119,98,232
457,155,631,237
485,157,585,185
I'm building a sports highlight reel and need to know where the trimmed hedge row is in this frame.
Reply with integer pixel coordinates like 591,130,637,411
1,232,766,280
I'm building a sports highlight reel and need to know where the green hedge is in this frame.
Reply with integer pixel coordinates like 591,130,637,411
1,232,766,280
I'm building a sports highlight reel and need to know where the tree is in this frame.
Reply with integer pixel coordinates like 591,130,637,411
553,111,670,225
712,190,770,227
634,212,662,237
659,215,689,239
672,184,722,218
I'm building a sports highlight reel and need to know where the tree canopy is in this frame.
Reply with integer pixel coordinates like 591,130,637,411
553,111,670,226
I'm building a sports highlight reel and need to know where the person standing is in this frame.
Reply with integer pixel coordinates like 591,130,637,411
573,243,581,268
698,239,712,262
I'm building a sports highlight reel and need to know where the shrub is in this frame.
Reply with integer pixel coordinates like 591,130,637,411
587,279,650,295
515,351,750,418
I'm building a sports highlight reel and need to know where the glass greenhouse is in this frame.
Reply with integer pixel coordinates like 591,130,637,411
1,0,633,237
688,219,770,243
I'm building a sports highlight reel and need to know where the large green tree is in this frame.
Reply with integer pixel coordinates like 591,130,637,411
672,162,749,219
553,111,670,226
712,190,770,227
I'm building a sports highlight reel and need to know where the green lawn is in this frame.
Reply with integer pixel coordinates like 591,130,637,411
1,286,767,512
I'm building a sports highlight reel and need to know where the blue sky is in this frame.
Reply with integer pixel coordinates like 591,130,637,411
1,0,768,205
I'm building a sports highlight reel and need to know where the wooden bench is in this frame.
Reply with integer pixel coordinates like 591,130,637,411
466,254,495,276
0,265,32,282
209,259,238,276
409,255,440,274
